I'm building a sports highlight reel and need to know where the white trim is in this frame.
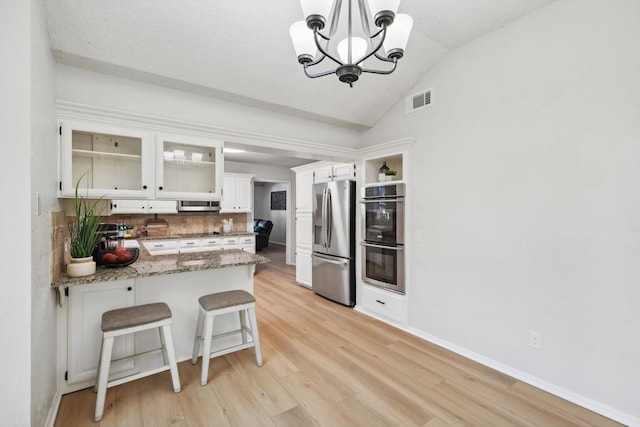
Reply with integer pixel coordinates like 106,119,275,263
357,137,415,158
56,100,358,160
355,307,639,427
44,391,61,427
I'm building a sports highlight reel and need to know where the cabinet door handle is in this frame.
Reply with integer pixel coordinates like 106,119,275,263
375,299,386,305
127,287,132,291
143,185,148,190
158,186,163,191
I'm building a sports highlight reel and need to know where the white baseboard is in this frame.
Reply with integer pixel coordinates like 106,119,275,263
355,307,639,427
44,390,62,427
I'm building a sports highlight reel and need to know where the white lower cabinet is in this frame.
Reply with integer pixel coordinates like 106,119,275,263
141,239,179,255
361,284,406,324
295,249,312,288
67,280,136,385
179,238,201,253
200,237,222,251
222,235,255,253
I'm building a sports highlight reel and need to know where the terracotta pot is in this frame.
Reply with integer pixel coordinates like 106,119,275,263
67,256,96,277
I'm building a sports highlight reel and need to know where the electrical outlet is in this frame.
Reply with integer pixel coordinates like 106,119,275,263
528,331,542,349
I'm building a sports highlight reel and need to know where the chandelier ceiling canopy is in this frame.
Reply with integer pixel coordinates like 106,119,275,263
289,0,413,87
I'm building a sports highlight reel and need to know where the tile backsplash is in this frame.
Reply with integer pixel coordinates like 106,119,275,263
51,212,249,280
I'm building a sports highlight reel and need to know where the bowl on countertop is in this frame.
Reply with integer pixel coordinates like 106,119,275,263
94,247,139,267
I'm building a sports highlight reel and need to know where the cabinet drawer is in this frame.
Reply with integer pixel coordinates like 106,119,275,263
221,237,240,247
200,237,222,251
141,239,179,255
362,285,406,324
179,239,201,253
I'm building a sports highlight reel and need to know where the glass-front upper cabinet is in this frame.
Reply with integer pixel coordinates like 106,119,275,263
59,120,155,199
155,134,223,200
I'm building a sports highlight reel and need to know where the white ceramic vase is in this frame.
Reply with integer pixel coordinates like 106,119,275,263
67,256,96,277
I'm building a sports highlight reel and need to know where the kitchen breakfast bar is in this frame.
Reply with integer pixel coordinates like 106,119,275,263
52,246,269,394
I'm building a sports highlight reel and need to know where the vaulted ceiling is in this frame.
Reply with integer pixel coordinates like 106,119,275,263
45,0,554,132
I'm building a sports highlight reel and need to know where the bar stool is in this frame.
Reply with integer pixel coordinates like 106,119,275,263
191,290,263,385
94,302,181,422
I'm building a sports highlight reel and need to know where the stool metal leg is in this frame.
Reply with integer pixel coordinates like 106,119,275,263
191,307,205,364
247,307,263,367
94,336,114,422
160,324,181,393
200,313,215,385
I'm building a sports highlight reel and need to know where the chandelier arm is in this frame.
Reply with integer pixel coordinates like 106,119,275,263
353,26,387,66
306,53,328,68
314,30,344,67
373,51,395,63
361,59,398,75
303,65,338,79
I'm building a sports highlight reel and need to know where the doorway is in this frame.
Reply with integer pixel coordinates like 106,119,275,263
253,180,292,264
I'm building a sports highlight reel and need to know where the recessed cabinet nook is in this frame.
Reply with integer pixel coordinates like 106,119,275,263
359,152,407,325
58,120,223,201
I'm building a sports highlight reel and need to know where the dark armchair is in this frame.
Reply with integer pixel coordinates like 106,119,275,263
254,219,273,251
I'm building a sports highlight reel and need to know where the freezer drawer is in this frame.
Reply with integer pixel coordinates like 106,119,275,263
311,253,354,307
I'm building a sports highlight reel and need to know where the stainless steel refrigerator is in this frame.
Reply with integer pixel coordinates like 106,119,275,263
311,180,356,306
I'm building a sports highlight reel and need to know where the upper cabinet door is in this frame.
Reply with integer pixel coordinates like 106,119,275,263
59,120,155,199
155,134,223,200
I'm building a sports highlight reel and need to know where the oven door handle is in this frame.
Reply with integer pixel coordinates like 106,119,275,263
360,198,405,203
360,242,405,251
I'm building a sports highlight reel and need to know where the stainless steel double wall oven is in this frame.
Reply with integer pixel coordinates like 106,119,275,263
360,183,405,294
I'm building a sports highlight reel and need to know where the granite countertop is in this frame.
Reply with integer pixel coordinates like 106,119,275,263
52,245,270,287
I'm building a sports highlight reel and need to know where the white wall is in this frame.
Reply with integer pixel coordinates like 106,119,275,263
362,1,640,423
30,1,60,425
254,182,288,245
1,1,33,425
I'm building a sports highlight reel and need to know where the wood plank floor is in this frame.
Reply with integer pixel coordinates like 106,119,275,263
55,245,622,426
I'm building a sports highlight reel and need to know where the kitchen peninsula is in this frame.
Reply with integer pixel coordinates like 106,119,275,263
52,244,269,395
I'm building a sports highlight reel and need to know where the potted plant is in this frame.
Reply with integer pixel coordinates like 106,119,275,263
66,175,103,277
385,169,397,181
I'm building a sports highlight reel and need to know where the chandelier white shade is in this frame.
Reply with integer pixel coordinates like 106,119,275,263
290,0,413,87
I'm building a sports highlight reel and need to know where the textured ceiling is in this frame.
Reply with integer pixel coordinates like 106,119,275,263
44,0,554,132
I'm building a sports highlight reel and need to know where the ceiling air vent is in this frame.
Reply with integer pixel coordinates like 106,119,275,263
405,89,432,114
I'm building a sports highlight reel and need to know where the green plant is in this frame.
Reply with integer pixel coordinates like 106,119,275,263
385,169,397,176
67,174,103,258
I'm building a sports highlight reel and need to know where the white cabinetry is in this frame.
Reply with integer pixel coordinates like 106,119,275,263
292,167,315,288
58,120,155,199
58,120,224,201
111,199,177,214
361,284,406,324
313,162,355,183
141,239,179,255
222,235,256,253
67,280,136,385
220,173,254,213
200,237,222,251
155,133,223,200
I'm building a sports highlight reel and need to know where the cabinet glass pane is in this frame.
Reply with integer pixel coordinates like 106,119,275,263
162,141,217,193
72,130,142,191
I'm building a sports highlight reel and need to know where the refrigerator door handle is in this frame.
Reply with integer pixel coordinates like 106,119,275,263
321,188,328,248
326,188,333,248
312,253,348,266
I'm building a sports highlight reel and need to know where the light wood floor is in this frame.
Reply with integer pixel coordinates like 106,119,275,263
55,245,622,426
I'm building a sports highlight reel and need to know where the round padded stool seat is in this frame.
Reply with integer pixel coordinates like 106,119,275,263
102,302,172,332
198,290,255,311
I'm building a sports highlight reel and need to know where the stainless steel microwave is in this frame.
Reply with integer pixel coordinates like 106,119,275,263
177,200,220,212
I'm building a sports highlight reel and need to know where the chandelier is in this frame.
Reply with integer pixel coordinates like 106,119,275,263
289,0,413,87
